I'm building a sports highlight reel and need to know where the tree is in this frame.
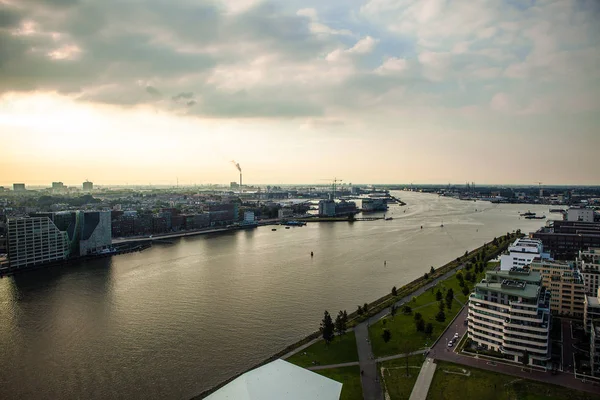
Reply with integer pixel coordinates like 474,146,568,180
363,303,369,313
439,300,445,312
414,312,422,321
335,310,347,336
430,266,435,274
446,289,454,309
403,305,412,315
391,286,398,296
416,318,425,332
357,305,364,315
425,323,433,335
342,310,348,326
321,311,335,345
435,310,446,322
465,262,472,271
382,329,392,343
465,271,472,282
423,272,429,280
436,290,443,301
462,286,470,296
492,237,498,246
465,250,469,257
390,304,398,318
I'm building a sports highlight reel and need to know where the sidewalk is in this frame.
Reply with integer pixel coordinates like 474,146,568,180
409,358,437,400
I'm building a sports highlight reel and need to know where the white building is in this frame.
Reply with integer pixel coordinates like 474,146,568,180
577,248,600,296
278,208,293,219
205,359,342,400
78,211,112,256
567,207,596,223
7,217,70,269
500,238,550,271
243,211,255,223
467,268,551,366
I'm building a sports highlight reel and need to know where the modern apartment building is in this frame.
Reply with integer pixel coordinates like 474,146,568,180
7,211,112,269
531,220,600,260
592,323,600,377
467,268,551,366
529,259,585,318
578,248,600,296
567,207,597,223
584,288,600,333
500,238,550,271
7,217,70,269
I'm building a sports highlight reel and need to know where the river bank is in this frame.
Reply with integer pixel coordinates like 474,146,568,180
195,231,520,398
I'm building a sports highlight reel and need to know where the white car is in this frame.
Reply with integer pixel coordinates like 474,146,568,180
447,342,453,347
453,333,459,339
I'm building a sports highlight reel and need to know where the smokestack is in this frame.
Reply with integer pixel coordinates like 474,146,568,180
240,172,242,189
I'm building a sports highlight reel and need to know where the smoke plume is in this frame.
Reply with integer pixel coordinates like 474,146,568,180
231,160,241,172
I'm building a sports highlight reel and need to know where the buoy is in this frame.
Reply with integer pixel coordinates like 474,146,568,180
311,251,314,257
421,225,423,229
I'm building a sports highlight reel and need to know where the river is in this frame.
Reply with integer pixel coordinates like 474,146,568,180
0,192,551,399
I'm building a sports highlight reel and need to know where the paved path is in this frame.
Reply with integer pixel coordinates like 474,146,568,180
409,358,437,400
376,349,428,363
431,306,600,395
308,361,360,371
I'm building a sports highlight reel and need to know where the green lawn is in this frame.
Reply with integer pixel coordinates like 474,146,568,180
369,299,462,357
286,331,358,368
315,366,363,400
427,361,600,400
380,355,426,400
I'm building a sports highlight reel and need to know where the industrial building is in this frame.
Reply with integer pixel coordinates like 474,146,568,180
83,181,93,192
318,199,357,217
529,259,585,318
467,268,551,367
499,238,550,271
12,183,25,192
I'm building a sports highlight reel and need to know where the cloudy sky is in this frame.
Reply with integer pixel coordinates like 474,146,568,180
1,0,599,186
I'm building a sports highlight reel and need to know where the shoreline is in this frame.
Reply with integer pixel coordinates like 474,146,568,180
194,232,519,399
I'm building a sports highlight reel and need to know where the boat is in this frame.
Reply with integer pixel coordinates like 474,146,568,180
525,215,546,220
272,228,277,231
520,211,536,217
285,226,290,229
283,220,307,226
385,217,393,221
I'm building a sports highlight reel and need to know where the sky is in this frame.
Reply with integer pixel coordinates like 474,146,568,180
1,0,599,186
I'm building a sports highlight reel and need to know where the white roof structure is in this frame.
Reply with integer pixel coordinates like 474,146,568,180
205,359,343,400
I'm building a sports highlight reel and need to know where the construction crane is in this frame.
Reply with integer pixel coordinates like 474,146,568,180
536,181,543,198
319,178,343,199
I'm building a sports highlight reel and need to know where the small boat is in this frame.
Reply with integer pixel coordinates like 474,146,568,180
385,217,393,221
272,228,277,231
285,226,290,229
311,251,314,257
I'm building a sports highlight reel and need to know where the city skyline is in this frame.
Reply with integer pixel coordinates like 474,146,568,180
1,0,599,185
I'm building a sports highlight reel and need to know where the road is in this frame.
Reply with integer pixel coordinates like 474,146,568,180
431,307,600,395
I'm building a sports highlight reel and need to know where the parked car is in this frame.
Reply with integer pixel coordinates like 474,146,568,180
447,342,453,347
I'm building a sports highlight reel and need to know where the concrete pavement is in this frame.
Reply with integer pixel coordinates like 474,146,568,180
355,323,383,400
409,358,437,400
308,361,360,371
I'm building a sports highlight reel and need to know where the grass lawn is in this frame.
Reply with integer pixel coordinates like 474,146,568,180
286,331,358,368
315,366,363,400
380,355,426,400
427,361,600,400
369,299,462,357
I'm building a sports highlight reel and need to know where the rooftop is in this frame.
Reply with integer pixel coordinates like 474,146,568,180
587,296,600,308
485,269,542,283
476,281,540,299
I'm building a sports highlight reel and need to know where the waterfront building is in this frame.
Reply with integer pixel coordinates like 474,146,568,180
361,198,387,212
529,259,585,318
243,211,255,224
12,183,25,192
83,181,93,192
278,208,293,219
500,238,550,271
467,268,551,366
78,211,112,256
567,207,596,223
577,248,600,296
318,199,336,217
592,323,600,377
205,359,342,400
7,217,70,269
531,220,600,260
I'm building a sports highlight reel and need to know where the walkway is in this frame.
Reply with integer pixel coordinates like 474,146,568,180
354,265,464,400
307,350,428,371
409,358,437,400
308,361,359,371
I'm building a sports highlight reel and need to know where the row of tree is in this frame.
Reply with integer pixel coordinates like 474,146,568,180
320,310,349,344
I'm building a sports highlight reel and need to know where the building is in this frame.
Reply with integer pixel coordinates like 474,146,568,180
205,359,342,400
584,287,600,333
278,208,293,219
318,200,336,217
7,217,70,269
83,181,93,192
13,183,25,192
592,323,600,377
361,198,387,212
230,181,239,189
531,220,600,260
529,259,585,318
500,238,550,271
467,268,551,366
577,248,600,296
567,207,596,223
243,211,255,224
78,211,112,256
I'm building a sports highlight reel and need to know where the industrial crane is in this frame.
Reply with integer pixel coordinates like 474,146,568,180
319,178,343,199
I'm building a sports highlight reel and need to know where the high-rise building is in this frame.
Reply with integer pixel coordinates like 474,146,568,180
578,248,600,296
7,217,70,269
567,207,596,223
78,211,112,256
499,238,550,271
12,183,25,192
52,182,65,192
529,259,585,318
83,181,93,192
531,220,600,260
467,268,551,367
